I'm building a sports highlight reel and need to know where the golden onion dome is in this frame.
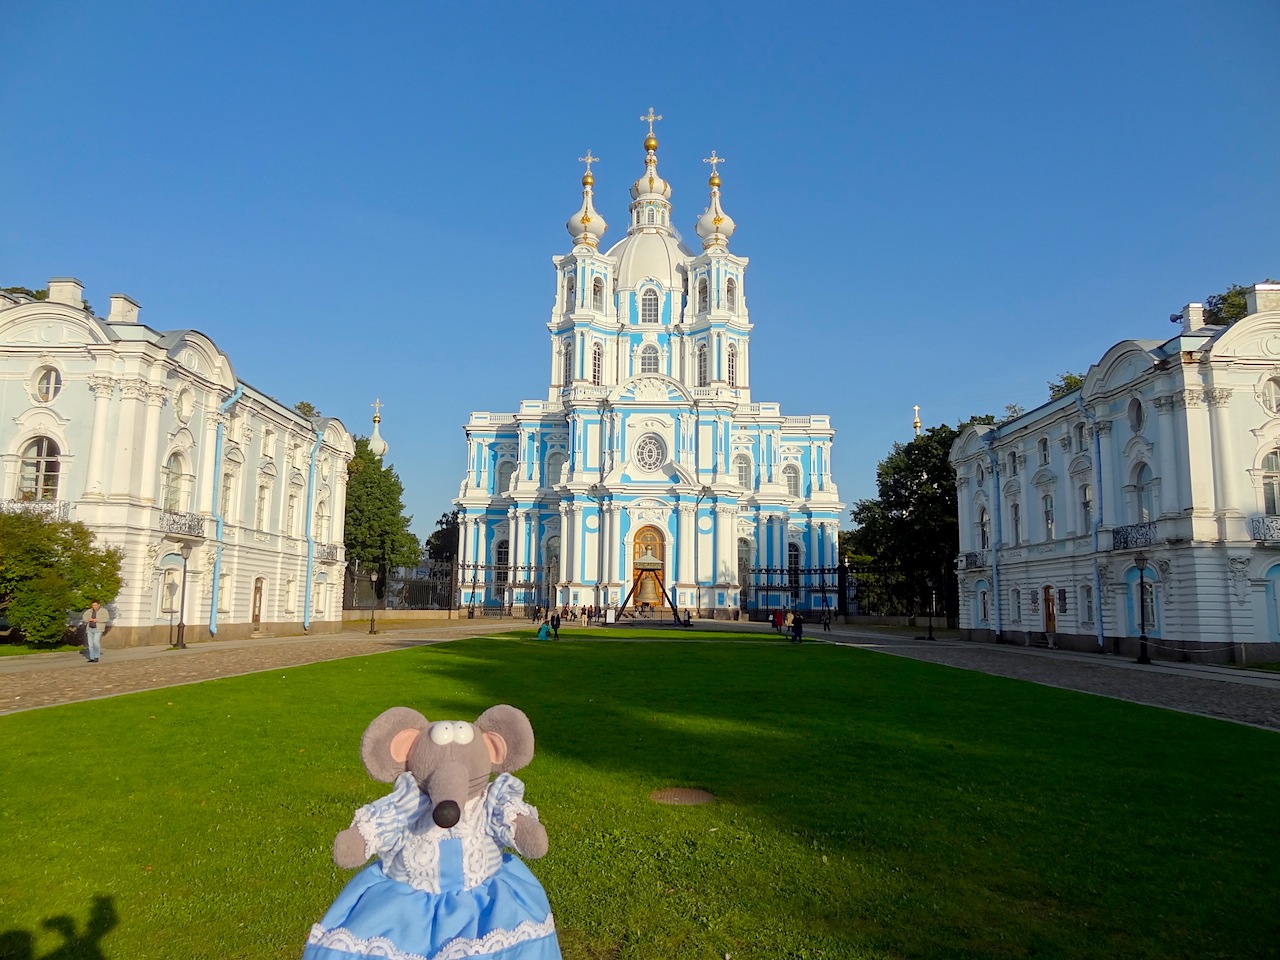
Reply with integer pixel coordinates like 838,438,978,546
644,134,658,152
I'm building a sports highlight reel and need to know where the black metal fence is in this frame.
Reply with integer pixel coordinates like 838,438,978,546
344,560,459,613
742,565,848,620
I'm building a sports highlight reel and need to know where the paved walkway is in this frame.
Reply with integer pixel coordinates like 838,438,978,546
3,620,1279,731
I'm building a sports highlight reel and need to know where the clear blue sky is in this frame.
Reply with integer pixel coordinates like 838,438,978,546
4,1,1277,541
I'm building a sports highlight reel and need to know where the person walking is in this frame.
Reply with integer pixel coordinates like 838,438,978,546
790,612,805,644
82,601,110,662
550,611,561,640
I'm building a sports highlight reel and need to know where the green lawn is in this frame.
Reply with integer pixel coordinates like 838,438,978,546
2,633,1278,959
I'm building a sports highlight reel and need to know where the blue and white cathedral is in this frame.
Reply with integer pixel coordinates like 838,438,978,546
455,115,843,618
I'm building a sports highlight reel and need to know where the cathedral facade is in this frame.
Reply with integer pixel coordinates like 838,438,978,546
455,120,843,618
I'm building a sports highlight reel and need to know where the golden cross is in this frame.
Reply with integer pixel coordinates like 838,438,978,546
578,150,599,174
703,150,726,175
640,106,663,136
372,398,383,419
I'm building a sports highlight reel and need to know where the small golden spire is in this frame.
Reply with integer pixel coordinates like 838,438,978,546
912,404,921,437
640,106,662,152
703,150,725,187
578,149,599,187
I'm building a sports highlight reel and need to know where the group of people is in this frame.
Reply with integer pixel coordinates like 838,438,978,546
769,608,832,643
536,611,562,641
529,604,608,625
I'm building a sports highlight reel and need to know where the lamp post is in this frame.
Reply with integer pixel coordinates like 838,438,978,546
174,541,193,649
589,483,605,613
926,575,936,641
693,484,712,619
1134,552,1151,664
369,568,379,635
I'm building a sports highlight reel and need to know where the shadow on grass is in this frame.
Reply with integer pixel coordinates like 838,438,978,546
0,895,116,959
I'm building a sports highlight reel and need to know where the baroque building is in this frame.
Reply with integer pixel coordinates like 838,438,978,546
0,280,354,645
951,283,1280,661
455,118,843,618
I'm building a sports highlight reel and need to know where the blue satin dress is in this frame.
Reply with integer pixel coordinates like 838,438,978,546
304,773,561,960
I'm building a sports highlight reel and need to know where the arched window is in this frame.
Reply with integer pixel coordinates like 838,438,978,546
565,272,575,307
639,345,660,374
1265,450,1280,515
494,540,510,586
734,454,752,489
592,278,604,312
1134,463,1154,522
978,507,990,550
562,339,574,384
544,535,561,590
545,452,567,486
697,278,709,313
161,452,186,512
19,436,60,501
696,344,709,386
316,500,330,542
591,342,603,385
646,208,655,225
727,343,737,387
496,461,516,495
1043,493,1055,539
782,464,801,497
641,289,659,324
726,278,737,312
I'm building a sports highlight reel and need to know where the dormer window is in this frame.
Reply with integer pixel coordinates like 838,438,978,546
697,278,709,313
592,278,604,312
726,278,737,312
640,289,659,324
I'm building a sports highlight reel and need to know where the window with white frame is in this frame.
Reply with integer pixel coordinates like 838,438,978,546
545,452,567,486
565,272,575,307
1008,452,1018,476
639,345,659,374
1080,583,1095,623
592,278,604,312
256,483,270,530
220,471,235,521
1080,483,1093,530
1042,494,1055,540
562,339,574,384
641,289,659,324
726,278,737,312
19,436,60,502
159,568,180,614
496,461,516,495
1075,422,1087,451
1010,501,1021,544
727,343,737,387
697,344,709,386
1265,450,1280,515
217,572,231,613
1133,463,1154,522
494,540,510,586
787,543,801,590
591,343,603,385
734,453,752,489
286,490,299,537
1038,438,1048,465
316,500,330,542
979,589,990,625
1265,378,1280,414
34,366,62,403
1010,588,1022,623
697,278,709,313
161,453,187,512
782,464,801,498
979,507,990,550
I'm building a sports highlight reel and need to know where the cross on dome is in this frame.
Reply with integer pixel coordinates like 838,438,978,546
578,150,599,174
371,397,383,423
703,151,726,175
640,107,663,137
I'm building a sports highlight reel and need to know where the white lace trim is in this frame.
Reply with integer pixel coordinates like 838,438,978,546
306,914,556,959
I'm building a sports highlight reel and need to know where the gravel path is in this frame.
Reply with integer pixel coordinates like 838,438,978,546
3,621,1279,732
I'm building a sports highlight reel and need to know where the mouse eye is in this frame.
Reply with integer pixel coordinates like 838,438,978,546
429,723,456,745
453,723,475,745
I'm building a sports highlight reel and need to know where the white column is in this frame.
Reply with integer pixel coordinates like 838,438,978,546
109,378,146,498
677,503,694,586
139,384,167,503
1207,388,1239,514
1179,391,1214,515
84,376,115,497
1153,395,1180,516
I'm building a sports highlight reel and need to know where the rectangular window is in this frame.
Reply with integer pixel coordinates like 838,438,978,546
1043,495,1054,540
1080,484,1093,531
1081,584,1095,622
256,485,269,530
1010,502,1021,544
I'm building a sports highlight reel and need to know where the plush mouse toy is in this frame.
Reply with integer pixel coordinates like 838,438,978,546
303,704,561,960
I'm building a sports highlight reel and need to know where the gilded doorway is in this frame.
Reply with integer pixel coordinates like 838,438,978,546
630,525,667,612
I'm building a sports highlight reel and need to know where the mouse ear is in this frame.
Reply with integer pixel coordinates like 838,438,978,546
360,707,429,781
475,705,535,773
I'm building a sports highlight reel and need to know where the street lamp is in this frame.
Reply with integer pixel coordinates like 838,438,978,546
693,484,712,619
174,541,193,649
1134,552,1151,664
369,568,379,635
926,575,937,641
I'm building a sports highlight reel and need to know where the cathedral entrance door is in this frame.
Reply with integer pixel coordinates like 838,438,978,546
630,526,666,614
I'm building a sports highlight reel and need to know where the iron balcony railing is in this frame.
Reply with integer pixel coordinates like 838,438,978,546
1250,516,1280,542
314,542,339,561
1111,521,1157,551
0,498,71,520
961,552,985,569
159,509,206,538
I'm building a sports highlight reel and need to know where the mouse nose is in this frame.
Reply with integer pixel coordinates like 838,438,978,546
433,800,460,828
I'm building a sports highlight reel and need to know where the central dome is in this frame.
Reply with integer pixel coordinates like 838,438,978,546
606,229,692,292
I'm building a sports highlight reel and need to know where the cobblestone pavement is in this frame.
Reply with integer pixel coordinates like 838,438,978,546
3,621,1279,732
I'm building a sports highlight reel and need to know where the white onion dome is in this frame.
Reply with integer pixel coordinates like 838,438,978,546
368,408,389,458
566,159,607,248
696,164,736,249
630,134,672,201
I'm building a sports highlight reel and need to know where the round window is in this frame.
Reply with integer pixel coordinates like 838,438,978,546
634,435,665,472
1128,398,1144,433
175,388,194,423
32,366,62,403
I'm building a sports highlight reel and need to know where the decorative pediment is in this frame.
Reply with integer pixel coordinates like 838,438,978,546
612,375,691,405
626,498,670,524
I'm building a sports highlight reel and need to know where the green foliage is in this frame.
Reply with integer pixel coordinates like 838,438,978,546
294,400,321,418
1203,283,1251,325
1048,371,1085,400
1,639,1278,958
423,510,460,562
344,436,420,571
0,511,123,645
1,285,49,300
850,424,961,597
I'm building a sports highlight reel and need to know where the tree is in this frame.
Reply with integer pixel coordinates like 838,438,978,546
1048,372,1085,400
849,423,964,605
344,437,420,576
1202,280,1279,326
294,400,321,418
2,285,94,315
423,510,460,563
0,511,123,645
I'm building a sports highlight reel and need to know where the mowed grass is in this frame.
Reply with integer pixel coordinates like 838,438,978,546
2,634,1278,960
